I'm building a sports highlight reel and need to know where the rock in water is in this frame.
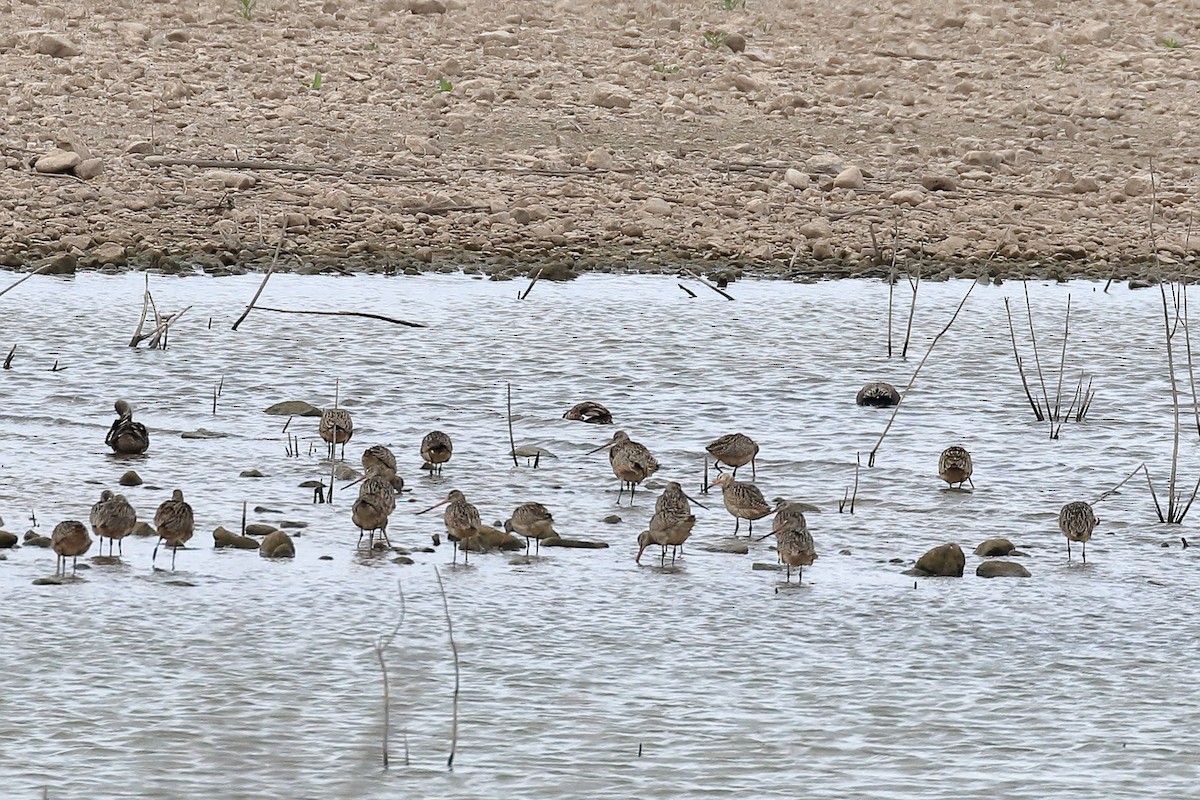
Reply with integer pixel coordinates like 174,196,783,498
0,530,17,549
259,530,295,558
911,543,965,577
974,538,1015,557
263,401,323,417
976,560,1031,578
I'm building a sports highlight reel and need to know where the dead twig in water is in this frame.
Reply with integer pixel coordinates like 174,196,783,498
373,579,407,769
1004,297,1044,421
232,225,286,331
506,382,519,468
1023,281,1053,422
252,307,426,328
900,267,920,359
0,263,51,300
1051,294,1072,424
681,269,735,301
3,345,14,370
434,567,460,770
677,283,697,298
868,281,977,467
839,452,861,513
518,268,542,301
1096,463,1147,504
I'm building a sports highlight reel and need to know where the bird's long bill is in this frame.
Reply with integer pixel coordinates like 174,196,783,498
635,542,647,564
705,478,723,491
415,497,452,515
683,493,709,510
343,474,367,490
585,438,617,455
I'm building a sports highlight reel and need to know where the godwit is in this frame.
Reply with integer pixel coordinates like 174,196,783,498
362,444,397,473
418,489,481,563
51,520,92,576
637,481,696,565
709,472,772,536
1058,501,1099,562
420,430,453,476
938,446,974,489
320,407,354,460
153,489,195,570
588,430,660,504
704,432,759,490
105,399,149,455
352,464,397,549
89,490,137,556
855,381,900,407
504,501,559,554
772,503,817,583
562,401,612,425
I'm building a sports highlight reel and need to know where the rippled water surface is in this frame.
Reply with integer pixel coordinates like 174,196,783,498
2,271,1199,799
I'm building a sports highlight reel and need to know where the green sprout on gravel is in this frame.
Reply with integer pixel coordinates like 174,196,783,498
703,30,728,49
437,77,453,92
237,0,256,20
652,63,681,74
1162,38,1183,49
717,0,746,9
364,41,378,51
309,71,322,90
1054,54,1068,72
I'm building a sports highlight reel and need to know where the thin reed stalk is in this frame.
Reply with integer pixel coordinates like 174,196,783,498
1023,281,1053,420
900,267,920,359
232,224,286,331
1003,297,1044,421
506,382,519,468
0,263,51,299
373,579,406,769
434,567,460,770
1052,294,1072,421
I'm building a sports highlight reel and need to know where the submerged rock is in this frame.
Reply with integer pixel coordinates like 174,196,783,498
910,543,965,577
541,537,609,549
0,530,17,549
702,540,750,555
24,533,52,548
260,530,296,558
976,560,1031,578
462,525,524,552
119,470,143,487
974,538,1015,557
239,469,264,478
131,521,156,537
245,523,280,536
263,401,323,417
213,526,260,549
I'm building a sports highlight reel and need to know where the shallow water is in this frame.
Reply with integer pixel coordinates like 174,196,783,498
1,271,1199,799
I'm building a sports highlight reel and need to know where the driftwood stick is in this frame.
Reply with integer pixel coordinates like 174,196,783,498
128,275,151,347
868,281,977,467
1161,282,1183,521
1096,463,1146,504
677,283,697,298
0,263,51,300
144,305,193,349
232,226,286,331
3,344,14,370
518,268,542,301
506,382,519,468
251,307,427,328
434,567,460,771
887,270,895,358
681,269,735,301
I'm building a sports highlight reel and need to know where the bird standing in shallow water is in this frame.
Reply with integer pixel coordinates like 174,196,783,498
52,520,91,576
89,490,137,556
106,399,149,455
352,465,397,549
1059,501,1099,562
319,407,354,461
420,431,453,476
562,401,612,425
938,446,974,489
772,503,817,584
153,489,194,570
704,432,759,491
505,502,559,555
637,482,696,565
419,490,481,563
588,430,660,505
359,445,404,492
709,473,772,536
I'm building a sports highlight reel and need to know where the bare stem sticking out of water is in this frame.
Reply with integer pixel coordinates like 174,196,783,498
251,307,426,328
211,376,223,415
373,578,406,769
1004,297,1044,421
681,268,735,301
839,452,861,513
868,281,977,467
232,223,286,331
677,283,697,298
0,262,50,300
506,382,519,468
434,567,460,771
3,344,14,370
886,270,895,359
900,267,920,360
1096,462,1147,504
1051,294,1072,426
519,268,542,300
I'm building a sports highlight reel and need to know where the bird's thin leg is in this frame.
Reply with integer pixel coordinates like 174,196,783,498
152,539,161,566
381,527,392,549
660,546,666,567
357,529,365,549
749,518,754,536
630,482,636,505
734,517,741,536
72,556,78,576
1066,539,1071,560
617,481,624,505
785,563,791,583
702,458,709,494
1083,540,1087,564
798,566,804,585
751,457,757,481
464,543,470,565
968,478,975,489
118,538,123,556
732,465,738,479
171,543,178,571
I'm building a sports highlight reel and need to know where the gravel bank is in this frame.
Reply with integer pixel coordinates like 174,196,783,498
2,0,1198,282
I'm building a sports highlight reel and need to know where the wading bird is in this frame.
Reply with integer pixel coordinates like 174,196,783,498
938,446,974,489
418,490,481,563
562,401,612,425
637,482,696,565
89,490,137,556
153,489,195,570
320,407,354,460
855,381,900,407
772,504,817,584
709,473,772,536
352,477,395,551
504,502,559,554
588,430,660,504
1059,501,1099,562
704,432,759,490
51,520,92,577
420,431,453,476
106,399,149,455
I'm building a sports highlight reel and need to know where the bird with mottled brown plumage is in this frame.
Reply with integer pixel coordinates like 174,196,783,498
89,490,137,557
637,482,695,565
106,399,149,455
562,401,612,425
706,432,759,480
320,407,354,460
709,473,772,536
420,431,453,476
505,502,559,554
51,520,92,576
938,446,974,489
772,503,817,583
588,430,660,505
419,489,481,563
153,489,194,570
1059,500,1099,562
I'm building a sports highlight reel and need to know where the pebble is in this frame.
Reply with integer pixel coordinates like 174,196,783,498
245,523,280,536
702,540,750,555
35,150,82,174
723,33,747,53
259,530,296,559
976,560,1031,578
584,148,614,170
36,34,81,58
0,530,17,548
91,242,126,265
832,166,864,189
783,168,810,189
119,470,143,486
74,158,104,180
239,469,264,478
642,197,672,216
263,401,322,416
409,0,446,13
603,515,622,524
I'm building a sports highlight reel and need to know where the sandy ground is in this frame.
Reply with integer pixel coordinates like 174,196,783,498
2,0,1200,281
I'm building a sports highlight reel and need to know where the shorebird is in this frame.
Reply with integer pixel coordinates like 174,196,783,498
772,503,817,583
938,446,974,489
709,472,772,536
89,490,137,556
51,520,92,576
1059,501,1099,562
153,489,195,570
562,401,612,425
704,432,759,491
319,407,354,460
588,430,660,504
349,464,398,550
418,489,481,563
420,430,453,476
105,399,149,455
355,446,404,493
504,501,559,554
637,482,696,565
855,381,900,407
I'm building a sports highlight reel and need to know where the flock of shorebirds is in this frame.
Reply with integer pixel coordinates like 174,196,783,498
34,382,1104,582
